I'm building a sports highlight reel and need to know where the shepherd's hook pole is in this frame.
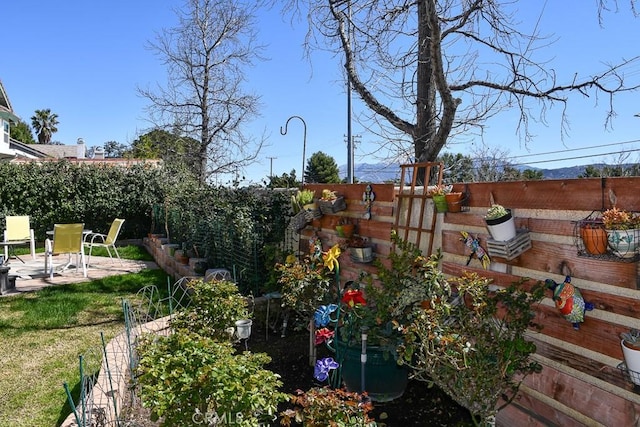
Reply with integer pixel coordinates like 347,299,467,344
280,115,307,187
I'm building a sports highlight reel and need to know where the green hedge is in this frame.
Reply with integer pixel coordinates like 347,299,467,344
0,160,293,295
0,161,165,240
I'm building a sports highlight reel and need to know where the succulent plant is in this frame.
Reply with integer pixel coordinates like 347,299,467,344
621,328,640,345
485,204,509,220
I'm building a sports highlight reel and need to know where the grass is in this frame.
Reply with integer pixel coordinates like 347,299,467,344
0,245,168,427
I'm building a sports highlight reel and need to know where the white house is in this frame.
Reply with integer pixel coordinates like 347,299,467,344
0,80,45,161
0,79,161,167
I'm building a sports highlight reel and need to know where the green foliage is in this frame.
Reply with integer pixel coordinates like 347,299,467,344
276,255,334,319
349,231,449,350
9,119,36,144
438,152,474,183
170,279,249,341
31,108,59,144
578,163,640,178
0,159,291,294
267,169,300,188
0,160,167,239
291,189,315,213
102,140,128,158
304,151,341,183
280,387,377,427
485,204,509,220
136,332,286,426
398,272,545,424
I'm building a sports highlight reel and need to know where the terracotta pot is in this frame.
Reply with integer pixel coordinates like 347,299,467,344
580,226,607,255
336,223,355,238
445,192,464,213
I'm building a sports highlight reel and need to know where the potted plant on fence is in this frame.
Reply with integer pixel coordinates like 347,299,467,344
621,328,640,386
579,218,608,255
290,189,319,231
484,204,517,241
346,235,374,263
430,185,449,213
602,207,640,258
318,189,347,215
445,189,464,213
335,217,355,238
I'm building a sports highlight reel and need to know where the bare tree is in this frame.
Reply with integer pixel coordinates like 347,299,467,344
140,0,265,182
284,0,640,163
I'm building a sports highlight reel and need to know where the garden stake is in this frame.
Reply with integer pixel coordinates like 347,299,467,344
361,326,368,393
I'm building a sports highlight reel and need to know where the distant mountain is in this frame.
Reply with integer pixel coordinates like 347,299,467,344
339,162,614,182
339,163,401,183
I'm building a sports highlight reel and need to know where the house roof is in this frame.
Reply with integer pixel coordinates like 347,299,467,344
29,144,79,158
0,80,19,124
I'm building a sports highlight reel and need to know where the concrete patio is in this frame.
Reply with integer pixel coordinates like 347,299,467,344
0,253,159,296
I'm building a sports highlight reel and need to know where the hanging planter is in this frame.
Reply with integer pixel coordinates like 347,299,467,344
580,222,608,255
606,229,639,258
621,329,640,386
603,207,640,259
335,220,355,238
484,205,516,242
318,193,347,215
445,192,464,213
432,194,448,213
347,236,374,263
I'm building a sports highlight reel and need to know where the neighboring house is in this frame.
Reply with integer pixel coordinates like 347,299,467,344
0,79,161,167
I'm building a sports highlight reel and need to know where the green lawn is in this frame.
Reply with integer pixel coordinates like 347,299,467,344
0,246,168,427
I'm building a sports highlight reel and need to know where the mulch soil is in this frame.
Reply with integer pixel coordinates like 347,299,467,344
121,313,474,426
249,314,474,427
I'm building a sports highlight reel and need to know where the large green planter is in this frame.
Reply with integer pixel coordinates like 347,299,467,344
337,344,409,402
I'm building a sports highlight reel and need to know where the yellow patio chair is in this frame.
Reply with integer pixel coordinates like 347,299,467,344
44,223,87,279
84,218,125,266
3,215,36,263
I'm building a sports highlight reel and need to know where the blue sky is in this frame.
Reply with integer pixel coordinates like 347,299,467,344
3,1,639,184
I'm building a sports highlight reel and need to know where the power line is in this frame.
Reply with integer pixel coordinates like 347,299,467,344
510,147,640,167
507,139,640,161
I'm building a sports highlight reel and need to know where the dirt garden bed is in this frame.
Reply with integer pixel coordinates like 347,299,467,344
120,316,473,426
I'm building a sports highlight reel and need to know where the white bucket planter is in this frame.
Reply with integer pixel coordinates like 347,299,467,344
622,339,640,385
485,211,517,241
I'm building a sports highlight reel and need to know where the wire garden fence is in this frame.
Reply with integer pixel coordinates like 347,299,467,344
62,277,194,427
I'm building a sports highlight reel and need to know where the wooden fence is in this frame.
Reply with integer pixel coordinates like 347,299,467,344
304,177,640,427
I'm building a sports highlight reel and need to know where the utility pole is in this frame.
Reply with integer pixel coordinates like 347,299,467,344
267,156,277,178
346,0,354,184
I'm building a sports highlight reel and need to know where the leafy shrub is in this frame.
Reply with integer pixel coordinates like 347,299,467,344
280,386,377,427
137,332,286,426
170,279,249,341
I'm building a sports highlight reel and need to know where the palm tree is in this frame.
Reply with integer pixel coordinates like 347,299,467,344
31,109,59,144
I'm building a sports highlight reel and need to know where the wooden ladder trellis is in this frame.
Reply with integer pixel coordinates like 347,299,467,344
393,162,444,256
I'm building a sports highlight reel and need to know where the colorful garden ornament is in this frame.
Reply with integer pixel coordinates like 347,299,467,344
545,275,594,330
460,231,491,269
